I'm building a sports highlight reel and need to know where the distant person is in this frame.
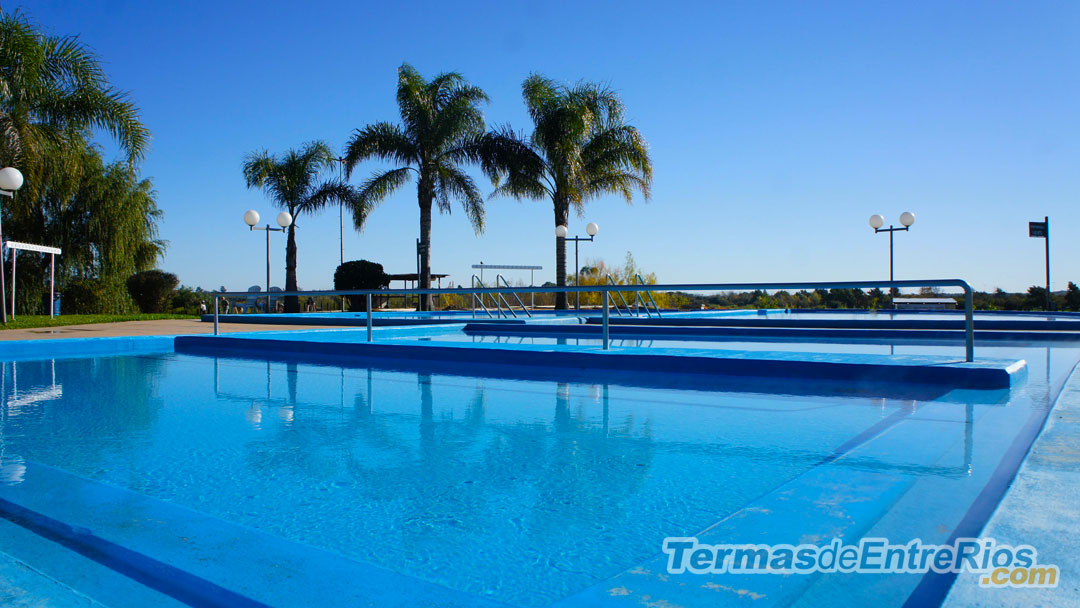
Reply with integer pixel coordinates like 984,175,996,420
199,301,207,314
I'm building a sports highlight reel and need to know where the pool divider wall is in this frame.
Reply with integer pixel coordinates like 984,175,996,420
174,335,1027,390
465,322,1080,343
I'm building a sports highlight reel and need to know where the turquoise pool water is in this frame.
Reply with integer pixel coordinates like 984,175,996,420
1,340,1078,606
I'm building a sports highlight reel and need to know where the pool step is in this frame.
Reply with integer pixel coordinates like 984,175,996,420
0,462,514,608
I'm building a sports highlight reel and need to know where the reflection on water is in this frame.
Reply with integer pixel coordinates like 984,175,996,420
0,343,1077,606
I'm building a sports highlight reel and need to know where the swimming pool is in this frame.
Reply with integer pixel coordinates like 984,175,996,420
1,334,1077,606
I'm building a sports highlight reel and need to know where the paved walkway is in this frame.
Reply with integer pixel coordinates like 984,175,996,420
0,319,342,341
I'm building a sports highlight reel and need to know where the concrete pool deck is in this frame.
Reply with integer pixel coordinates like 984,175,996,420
0,319,344,341
942,363,1080,606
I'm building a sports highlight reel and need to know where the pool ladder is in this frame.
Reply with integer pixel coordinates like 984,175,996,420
471,275,532,319
604,274,662,318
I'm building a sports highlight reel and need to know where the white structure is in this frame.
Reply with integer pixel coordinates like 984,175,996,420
0,167,26,323
893,297,956,311
4,241,62,319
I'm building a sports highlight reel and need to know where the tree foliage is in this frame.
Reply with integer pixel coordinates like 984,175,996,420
344,63,491,310
126,269,179,313
0,12,162,314
334,260,389,311
475,75,652,308
243,140,365,313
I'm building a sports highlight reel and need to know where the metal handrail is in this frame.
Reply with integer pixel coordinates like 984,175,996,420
470,275,494,319
496,274,532,318
635,274,662,318
210,279,977,361
605,275,630,316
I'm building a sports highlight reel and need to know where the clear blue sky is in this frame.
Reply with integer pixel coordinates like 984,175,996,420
16,1,1080,293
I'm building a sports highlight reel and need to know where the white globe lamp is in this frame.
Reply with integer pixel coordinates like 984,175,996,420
0,167,24,192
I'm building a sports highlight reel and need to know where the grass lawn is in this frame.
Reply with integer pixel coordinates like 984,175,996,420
0,313,198,330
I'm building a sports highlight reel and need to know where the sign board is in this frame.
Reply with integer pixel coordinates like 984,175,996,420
1029,222,1048,238
5,241,62,255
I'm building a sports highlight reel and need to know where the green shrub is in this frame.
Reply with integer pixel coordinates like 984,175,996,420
62,278,137,314
126,270,180,313
334,260,389,312
170,286,206,314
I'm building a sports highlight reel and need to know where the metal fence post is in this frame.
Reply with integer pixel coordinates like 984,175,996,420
964,284,974,362
602,289,610,350
366,294,373,342
213,296,219,336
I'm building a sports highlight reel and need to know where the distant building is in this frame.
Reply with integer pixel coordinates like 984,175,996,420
893,297,957,311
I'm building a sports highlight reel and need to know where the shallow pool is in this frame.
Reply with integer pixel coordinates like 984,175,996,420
1,339,1077,606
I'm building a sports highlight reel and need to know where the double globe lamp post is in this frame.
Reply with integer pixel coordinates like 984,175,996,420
869,212,915,293
244,209,292,313
556,221,599,310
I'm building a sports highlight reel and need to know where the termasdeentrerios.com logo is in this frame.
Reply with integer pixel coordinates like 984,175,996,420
662,537,1059,588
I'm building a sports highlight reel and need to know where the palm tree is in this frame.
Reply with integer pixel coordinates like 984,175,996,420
0,11,155,313
477,75,652,309
243,141,365,313
0,11,149,166
343,63,489,311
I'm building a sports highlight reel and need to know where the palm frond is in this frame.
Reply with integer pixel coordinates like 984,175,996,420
354,166,412,228
435,165,485,233
343,122,416,175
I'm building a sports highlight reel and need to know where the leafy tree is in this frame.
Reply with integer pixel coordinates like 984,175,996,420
1025,286,1048,311
0,12,161,314
334,260,390,311
475,75,652,309
243,141,364,313
126,270,178,313
1066,282,1080,312
344,64,490,311
169,285,206,315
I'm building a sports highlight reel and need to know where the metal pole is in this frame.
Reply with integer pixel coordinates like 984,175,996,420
964,284,974,362
366,294,373,342
575,238,580,310
49,253,54,319
602,288,609,349
213,296,219,335
339,158,345,268
1045,216,1051,311
265,225,271,313
889,228,894,283
0,204,6,323
9,249,14,319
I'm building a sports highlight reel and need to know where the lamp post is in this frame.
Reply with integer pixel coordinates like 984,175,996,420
869,212,915,294
0,167,25,324
244,209,292,312
556,221,599,310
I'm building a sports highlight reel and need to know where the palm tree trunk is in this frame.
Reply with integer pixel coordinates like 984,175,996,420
418,180,434,312
284,222,299,313
554,200,569,310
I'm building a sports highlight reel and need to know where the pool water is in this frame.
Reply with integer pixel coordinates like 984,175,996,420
1,343,1078,606
401,332,988,355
